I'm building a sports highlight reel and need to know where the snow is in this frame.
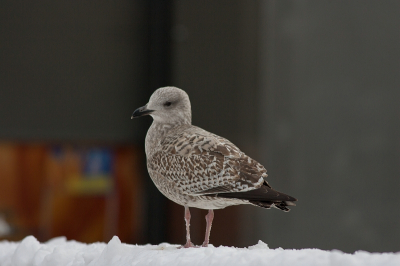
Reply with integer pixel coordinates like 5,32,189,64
0,236,399,266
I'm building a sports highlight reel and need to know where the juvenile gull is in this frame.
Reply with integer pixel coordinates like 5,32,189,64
131,86,297,248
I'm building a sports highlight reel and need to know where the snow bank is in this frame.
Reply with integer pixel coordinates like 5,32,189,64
0,236,399,266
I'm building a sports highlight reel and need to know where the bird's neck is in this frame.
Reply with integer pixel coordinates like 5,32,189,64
145,120,189,159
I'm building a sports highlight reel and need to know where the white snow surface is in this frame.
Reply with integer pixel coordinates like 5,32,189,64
0,236,399,266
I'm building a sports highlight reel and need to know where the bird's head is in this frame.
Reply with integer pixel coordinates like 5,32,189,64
131,86,192,125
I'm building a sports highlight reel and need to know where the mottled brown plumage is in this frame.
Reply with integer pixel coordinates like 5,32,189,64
132,86,297,247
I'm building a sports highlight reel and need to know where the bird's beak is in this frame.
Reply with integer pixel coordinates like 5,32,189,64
131,105,154,119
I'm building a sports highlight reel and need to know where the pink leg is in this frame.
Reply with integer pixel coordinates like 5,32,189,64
202,209,214,247
182,206,195,248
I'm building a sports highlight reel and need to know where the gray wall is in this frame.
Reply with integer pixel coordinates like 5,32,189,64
0,1,148,142
248,0,400,253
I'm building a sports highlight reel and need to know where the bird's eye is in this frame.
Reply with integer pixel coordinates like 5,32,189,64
164,101,172,107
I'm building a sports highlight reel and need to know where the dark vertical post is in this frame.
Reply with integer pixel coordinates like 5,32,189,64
142,0,173,244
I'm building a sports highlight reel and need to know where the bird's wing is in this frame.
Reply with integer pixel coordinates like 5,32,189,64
148,126,268,196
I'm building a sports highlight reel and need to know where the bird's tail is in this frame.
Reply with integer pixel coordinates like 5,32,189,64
215,185,297,212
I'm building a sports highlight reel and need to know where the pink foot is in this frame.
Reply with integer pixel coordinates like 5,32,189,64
180,241,196,248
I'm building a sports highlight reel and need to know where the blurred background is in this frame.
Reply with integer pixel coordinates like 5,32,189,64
0,0,399,253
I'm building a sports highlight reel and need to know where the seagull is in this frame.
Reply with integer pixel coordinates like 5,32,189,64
131,86,297,248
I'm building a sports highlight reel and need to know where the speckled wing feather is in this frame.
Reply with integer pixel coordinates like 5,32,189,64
147,125,267,196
